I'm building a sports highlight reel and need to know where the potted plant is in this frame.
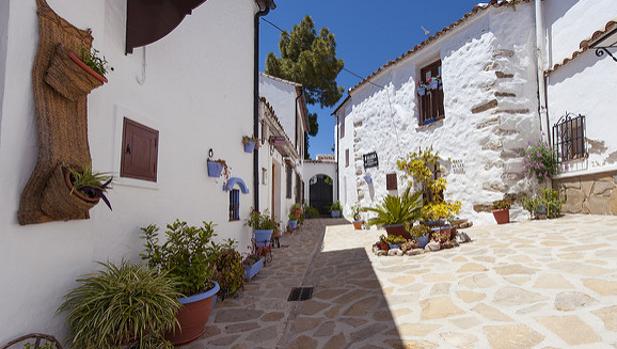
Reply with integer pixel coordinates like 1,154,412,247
364,187,422,239
351,204,364,230
410,224,431,248
416,83,427,96
207,158,230,179
246,209,277,248
59,261,181,349
242,135,258,153
45,45,112,101
492,199,512,224
41,164,112,220
523,188,563,220
330,201,342,218
211,239,244,301
376,235,390,252
140,220,220,346
384,235,407,250
288,204,302,230
243,252,265,281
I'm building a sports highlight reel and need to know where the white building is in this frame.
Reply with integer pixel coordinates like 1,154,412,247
258,73,308,226
334,0,617,223
0,0,274,343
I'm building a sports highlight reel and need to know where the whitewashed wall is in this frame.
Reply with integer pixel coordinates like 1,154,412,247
259,74,297,143
337,4,540,225
544,0,617,176
335,100,359,220
0,0,258,343
0,0,8,147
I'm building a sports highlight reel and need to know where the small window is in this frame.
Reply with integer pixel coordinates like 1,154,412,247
286,165,292,199
418,60,445,126
386,173,398,191
121,117,158,182
553,113,587,163
345,149,350,168
261,167,268,185
229,189,240,221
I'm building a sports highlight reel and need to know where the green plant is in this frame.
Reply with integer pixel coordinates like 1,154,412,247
80,48,113,77
397,149,462,220
330,201,342,212
410,224,431,238
492,199,512,210
364,188,422,227
243,254,262,266
303,205,320,219
212,239,244,300
289,203,302,221
384,235,407,245
67,165,113,210
522,188,563,219
246,209,278,230
351,204,363,221
141,220,218,296
59,261,180,349
24,343,56,349
524,142,558,181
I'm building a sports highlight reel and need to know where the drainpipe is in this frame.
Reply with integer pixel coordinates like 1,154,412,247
253,1,274,211
535,0,550,144
335,114,340,203
294,91,302,151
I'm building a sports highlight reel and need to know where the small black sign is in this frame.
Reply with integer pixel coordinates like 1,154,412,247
363,152,379,169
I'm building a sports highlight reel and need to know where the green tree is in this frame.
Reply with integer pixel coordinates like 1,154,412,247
266,16,344,158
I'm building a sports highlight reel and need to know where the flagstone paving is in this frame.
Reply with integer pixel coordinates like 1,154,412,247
184,215,617,348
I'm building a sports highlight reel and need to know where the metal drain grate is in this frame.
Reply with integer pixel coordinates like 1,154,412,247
287,287,314,301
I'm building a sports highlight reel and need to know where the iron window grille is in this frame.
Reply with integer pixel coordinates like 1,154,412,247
552,112,587,163
229,189,240,221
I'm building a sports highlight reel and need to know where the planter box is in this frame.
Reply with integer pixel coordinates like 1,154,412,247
244,258,265,281
492,208,510,224
254,229,273,247
384,224,412,240
168,282,220,346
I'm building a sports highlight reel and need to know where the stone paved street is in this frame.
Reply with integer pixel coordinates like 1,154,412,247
186,215,617,348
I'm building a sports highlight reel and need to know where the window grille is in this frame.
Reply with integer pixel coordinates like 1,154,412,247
229,189,240,221
552,113,587,163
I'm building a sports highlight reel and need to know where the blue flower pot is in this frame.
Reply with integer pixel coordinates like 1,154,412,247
429,80,439,90
244,258,264,281
288,220,298,230
416,235,430,249
243,140,256,153
207,160,223,177
254,229,273,247
417,86,427,96
388,243,400,250
330,210,341,218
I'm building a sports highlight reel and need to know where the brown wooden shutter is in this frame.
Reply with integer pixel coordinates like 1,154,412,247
386,173,398,191
121,117,159,182
419,60,445,125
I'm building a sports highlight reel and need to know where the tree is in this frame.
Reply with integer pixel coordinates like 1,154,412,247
266,16,344,158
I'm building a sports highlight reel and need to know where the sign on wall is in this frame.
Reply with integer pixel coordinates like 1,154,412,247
363,152,379,169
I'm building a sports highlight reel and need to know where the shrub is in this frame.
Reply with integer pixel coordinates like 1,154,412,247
524,142,558,181
492,199,512,210
140,220,218,296
303,205,320,219
212,239,244,300
330,201,342,212
246,209,278,230
410,224,431,238
59,261,180,349
522,188,563,219
364,188,422,227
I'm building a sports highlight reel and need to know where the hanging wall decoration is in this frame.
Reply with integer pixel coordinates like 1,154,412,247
18,0,108,224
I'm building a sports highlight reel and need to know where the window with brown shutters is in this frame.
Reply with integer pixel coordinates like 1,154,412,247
120,117,159,182
386,173,398,191
418,60,445,126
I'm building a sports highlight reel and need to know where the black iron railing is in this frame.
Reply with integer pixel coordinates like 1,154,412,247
552,112,587,163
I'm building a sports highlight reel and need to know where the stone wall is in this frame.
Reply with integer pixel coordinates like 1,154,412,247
554,172,617,215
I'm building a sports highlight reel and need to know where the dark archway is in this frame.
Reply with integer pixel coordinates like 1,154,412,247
309,174,333,215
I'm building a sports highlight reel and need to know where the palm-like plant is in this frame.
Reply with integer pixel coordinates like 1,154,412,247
364,188,423,227
59,261,181,349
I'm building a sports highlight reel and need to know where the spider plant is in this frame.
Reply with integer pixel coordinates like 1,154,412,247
67,166,113,210
80,48,113,77
59,261,181,349
364,187,423,227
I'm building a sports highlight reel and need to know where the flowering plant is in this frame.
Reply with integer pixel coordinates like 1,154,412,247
524,142,558,181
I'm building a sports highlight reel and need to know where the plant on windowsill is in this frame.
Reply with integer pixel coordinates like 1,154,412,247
58,261,181,349
492,198,512,225
207,158,230,179
351,204,365,230
330,201,343,218
211,239,244,301
45,45,112,101
364,187,423,239
522,188,563,220
246,209,277,248
242,135,259,153
140,220,220,346
40,164,112,220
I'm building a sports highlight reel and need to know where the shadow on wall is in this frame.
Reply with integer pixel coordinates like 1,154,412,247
283,244,404,348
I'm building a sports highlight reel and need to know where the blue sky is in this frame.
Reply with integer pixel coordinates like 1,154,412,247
259,0,482,158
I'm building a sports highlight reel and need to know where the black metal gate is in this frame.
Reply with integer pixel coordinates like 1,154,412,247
309,176,333,215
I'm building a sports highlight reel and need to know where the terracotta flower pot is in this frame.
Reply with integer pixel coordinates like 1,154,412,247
353,221,364,230
168,282,220,346
41,165,99,220
384,224,412,240
492,208,510,225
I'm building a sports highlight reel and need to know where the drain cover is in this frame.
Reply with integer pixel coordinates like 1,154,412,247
287,287,314,301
